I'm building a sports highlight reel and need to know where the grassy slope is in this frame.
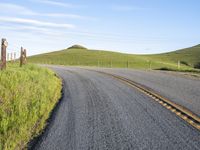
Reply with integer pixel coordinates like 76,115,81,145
143,44,200,66
28,44,200,70
0,64,62,150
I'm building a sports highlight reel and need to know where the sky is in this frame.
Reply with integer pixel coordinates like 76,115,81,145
0,0,200,56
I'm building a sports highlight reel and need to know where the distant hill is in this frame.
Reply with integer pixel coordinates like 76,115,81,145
28,44,200,70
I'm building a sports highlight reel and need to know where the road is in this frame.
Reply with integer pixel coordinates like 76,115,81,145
96,68,200,117
31,66,200,150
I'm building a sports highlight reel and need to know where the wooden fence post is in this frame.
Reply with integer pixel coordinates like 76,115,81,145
98,60,100,67
7,53,9,61
11,52,13,63
20,47,23,67
1,38,8,70
24,49,27,64
20,47,27,67
127,60,129,68
14,52,16,62
149,61,152,70
178,60,180,70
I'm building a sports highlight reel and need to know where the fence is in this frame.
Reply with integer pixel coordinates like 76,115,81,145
0,38,27,70
41,59,185,70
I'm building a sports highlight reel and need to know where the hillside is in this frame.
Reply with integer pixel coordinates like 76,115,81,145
28,44,200,70
143,44,200,67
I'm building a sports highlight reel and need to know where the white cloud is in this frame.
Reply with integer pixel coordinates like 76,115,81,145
42,13,96,20
10,25,49,32
31,0,79,8
0,16,75,29
0,3,36,15
0,2,93,20
44,13,84,19
112,5,144,11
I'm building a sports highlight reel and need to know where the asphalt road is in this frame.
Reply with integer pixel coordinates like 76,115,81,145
96,68,200,117
31,66,200,150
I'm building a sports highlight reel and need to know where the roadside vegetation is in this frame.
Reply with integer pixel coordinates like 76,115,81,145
0,63,62,150
28,44,200,71
194,62,200,69
155,67,200,73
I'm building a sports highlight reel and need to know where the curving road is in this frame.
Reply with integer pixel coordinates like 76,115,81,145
31,66,200,150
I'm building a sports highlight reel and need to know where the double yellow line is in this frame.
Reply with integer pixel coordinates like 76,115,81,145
89,69,200,131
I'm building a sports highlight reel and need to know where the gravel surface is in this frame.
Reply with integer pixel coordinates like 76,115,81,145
31,66,200,150
95,68,200,117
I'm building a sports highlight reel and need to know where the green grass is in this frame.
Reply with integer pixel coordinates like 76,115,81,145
0,63,62,150
28,44,200,70
143,44,200,67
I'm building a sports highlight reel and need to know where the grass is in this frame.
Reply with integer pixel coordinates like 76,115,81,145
28,44,200,71
143,44,200,67
0,63,62,150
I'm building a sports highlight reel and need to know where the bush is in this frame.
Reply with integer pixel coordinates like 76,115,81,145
180,61,189,66
194,62,200,69
155,67,175,71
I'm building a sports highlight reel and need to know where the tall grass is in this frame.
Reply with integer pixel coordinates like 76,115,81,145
0,63,62,150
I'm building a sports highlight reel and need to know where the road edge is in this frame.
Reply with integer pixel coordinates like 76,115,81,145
27,75,65,150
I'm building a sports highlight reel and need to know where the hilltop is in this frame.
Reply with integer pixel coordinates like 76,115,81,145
67,45,87,50
28,44,200,70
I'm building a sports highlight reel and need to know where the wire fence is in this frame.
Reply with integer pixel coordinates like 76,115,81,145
37,59,187,70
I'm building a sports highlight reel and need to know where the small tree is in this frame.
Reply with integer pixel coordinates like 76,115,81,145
194,62,200,69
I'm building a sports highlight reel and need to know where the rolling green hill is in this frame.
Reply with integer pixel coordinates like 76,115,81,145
144,44,200,67
28,44,200,70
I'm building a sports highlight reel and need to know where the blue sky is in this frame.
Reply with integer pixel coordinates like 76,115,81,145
0,0,200,56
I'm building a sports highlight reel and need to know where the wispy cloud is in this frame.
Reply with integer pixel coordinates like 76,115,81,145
0,24,63,38
43,13,96,20
0,2,92,20
111,5,144,11
31,0,82,8
0,2,36,15
0,16,75,29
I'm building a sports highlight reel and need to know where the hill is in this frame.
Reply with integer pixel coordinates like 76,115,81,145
143,44,200,67
28,44,200,70
67,45,87,50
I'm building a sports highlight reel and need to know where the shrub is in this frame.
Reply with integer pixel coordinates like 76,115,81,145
155,67,175,71
194,62,200,69
180,61,189,66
